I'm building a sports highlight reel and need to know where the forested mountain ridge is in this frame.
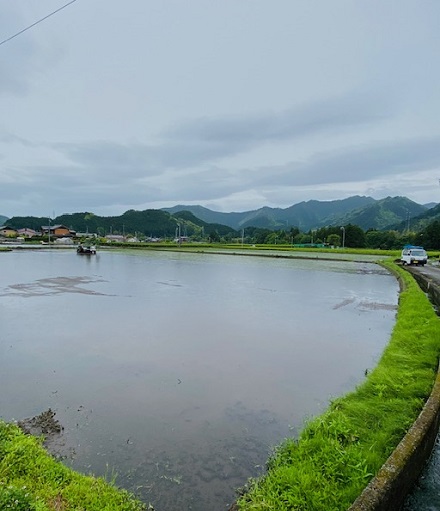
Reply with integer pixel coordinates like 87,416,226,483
163,196,429,231
329,196,427,231
163,196,376,230
2,196,438,236
391,202,440,232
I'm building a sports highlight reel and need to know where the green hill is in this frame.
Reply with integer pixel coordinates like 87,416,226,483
392,202,440,232
163,196,375,230
332,196,427,231
164,196,428,231
5,209,237,239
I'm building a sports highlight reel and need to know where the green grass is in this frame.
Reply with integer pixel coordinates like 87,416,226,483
222,245,401,258
0,421,146,510
103,242,400,258
236,261,440,510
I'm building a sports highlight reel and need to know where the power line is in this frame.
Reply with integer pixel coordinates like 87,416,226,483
0,0,79,47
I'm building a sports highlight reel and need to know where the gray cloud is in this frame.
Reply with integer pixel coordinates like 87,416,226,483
0,163,159,215
1,1,439,216
162,93,393,151
255,136,440,187
0,8,40,95
2,131,439,217
0,131,36,146
54,93,394,178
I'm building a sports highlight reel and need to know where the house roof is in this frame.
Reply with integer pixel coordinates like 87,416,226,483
41,224,74,231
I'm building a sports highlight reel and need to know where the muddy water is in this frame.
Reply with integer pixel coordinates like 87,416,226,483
0,249,398,510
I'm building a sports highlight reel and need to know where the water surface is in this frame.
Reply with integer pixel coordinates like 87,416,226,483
0,249,398,510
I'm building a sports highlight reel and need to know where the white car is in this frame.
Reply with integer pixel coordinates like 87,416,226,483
401,246,428,266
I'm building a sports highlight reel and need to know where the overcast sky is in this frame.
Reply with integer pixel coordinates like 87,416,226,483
1,1,439,218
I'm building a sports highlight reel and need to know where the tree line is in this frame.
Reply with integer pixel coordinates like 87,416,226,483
219,221,440,250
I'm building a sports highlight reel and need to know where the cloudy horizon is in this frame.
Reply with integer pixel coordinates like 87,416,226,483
1,1,439,218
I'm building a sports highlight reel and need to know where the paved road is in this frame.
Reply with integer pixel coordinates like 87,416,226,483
403,263,440,510
413,262,440,280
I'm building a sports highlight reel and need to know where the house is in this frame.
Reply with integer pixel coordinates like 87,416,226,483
41,225,76,238
17,228,38,238
0,226,18,237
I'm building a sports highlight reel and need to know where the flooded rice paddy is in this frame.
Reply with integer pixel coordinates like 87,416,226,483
0,249,399,510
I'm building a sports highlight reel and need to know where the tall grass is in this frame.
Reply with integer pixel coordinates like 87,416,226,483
0,420,146,510
236,261,440,510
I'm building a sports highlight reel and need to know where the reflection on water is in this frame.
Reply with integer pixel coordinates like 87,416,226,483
0,249,398,511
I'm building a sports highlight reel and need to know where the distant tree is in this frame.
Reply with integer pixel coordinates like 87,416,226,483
265,232,279,244
365,230,383,249
380,231,399,250
365,229,400,249
421,220,440,249
327,233,340,247
344,224,366,248
289,226,300,239
252,228,272,244
208,230,220,242
276,229,289,243
294,233,311,244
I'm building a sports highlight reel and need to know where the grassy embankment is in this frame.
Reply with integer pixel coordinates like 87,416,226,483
235,260,440,511
103,242,400,257
0,422,146,510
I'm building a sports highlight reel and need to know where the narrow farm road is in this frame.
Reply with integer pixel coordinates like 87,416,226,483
403,262,440,511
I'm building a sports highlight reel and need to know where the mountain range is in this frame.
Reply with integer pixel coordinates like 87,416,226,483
2,196,439,235
163,196,434,231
